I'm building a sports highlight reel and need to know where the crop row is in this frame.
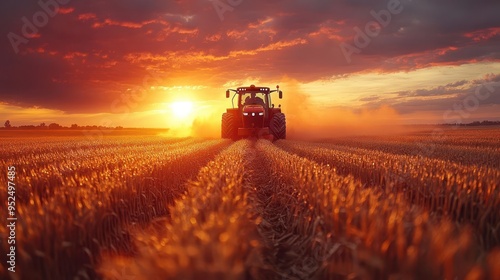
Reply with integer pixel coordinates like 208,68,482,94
391,129,500,149
5,138,208,203
0,139,230,280
0,137,199,166
101,140,262,279
258,140,500,279
329,129,500,150
277,140,500,250
322,137,499,168
0,136,190,160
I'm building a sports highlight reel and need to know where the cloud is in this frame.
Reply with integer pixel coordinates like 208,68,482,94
0,0,499,115
361,73,500,116
446,80,468,88
359,95,380,102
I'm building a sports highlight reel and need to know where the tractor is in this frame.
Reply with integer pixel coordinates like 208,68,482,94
221,84,286,140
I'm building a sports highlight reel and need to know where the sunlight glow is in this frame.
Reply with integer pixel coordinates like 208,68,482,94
169,101,193,119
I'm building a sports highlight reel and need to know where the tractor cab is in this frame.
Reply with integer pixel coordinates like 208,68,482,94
238,87,270,108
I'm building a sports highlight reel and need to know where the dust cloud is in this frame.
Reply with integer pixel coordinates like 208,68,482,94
279,79,409,140
190,113,222,138
161,114,222,139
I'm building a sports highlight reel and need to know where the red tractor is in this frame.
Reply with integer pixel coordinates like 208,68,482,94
222,85,286,140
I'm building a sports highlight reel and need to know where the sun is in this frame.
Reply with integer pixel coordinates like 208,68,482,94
169,101,194,119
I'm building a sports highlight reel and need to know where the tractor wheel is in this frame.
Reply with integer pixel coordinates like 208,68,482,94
270,113,286,140
221,113,238,140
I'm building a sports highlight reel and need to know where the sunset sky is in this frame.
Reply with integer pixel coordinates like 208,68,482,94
0,0,499,132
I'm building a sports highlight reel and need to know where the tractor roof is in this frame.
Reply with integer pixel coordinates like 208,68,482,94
237,85,271,93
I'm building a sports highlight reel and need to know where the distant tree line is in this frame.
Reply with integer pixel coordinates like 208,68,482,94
440,120,500,126
2,120,123,130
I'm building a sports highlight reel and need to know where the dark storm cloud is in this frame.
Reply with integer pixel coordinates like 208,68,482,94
0,0,499,113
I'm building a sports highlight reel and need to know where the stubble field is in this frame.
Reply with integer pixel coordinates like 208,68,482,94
0,127,499,280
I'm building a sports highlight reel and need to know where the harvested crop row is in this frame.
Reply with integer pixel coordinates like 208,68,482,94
277,140,500,250
0,139,231,280
258,140,495,279
319,137,500,168
100,140,262,280
326,129,500,150
2,138,206,204
392,129,500,149
0,137,199,169
0,136,191,160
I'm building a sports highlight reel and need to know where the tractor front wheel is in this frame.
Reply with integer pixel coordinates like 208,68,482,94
221,113,238,140
270,113,286,140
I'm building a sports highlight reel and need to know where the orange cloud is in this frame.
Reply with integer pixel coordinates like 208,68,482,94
58,7,75,15
78,13,96,21
92,18,144,29
464,27,500,42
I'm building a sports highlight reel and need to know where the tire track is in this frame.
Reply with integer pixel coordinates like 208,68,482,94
245,140,321,280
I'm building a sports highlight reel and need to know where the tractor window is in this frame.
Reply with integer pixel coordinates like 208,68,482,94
240,93,268,107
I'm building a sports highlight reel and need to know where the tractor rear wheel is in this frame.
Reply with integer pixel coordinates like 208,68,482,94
221,113,238,140
270,113,286,140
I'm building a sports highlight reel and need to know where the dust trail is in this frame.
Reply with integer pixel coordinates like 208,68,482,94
190,113,221,138
279,79,409,140
161,112,223,139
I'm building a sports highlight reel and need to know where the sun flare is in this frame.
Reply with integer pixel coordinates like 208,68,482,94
169,101,193,119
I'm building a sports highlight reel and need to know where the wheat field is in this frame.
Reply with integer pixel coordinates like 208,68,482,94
0,127,499,280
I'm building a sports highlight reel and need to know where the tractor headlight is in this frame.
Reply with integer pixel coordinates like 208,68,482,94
243,112,249,116
259,112,264,116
